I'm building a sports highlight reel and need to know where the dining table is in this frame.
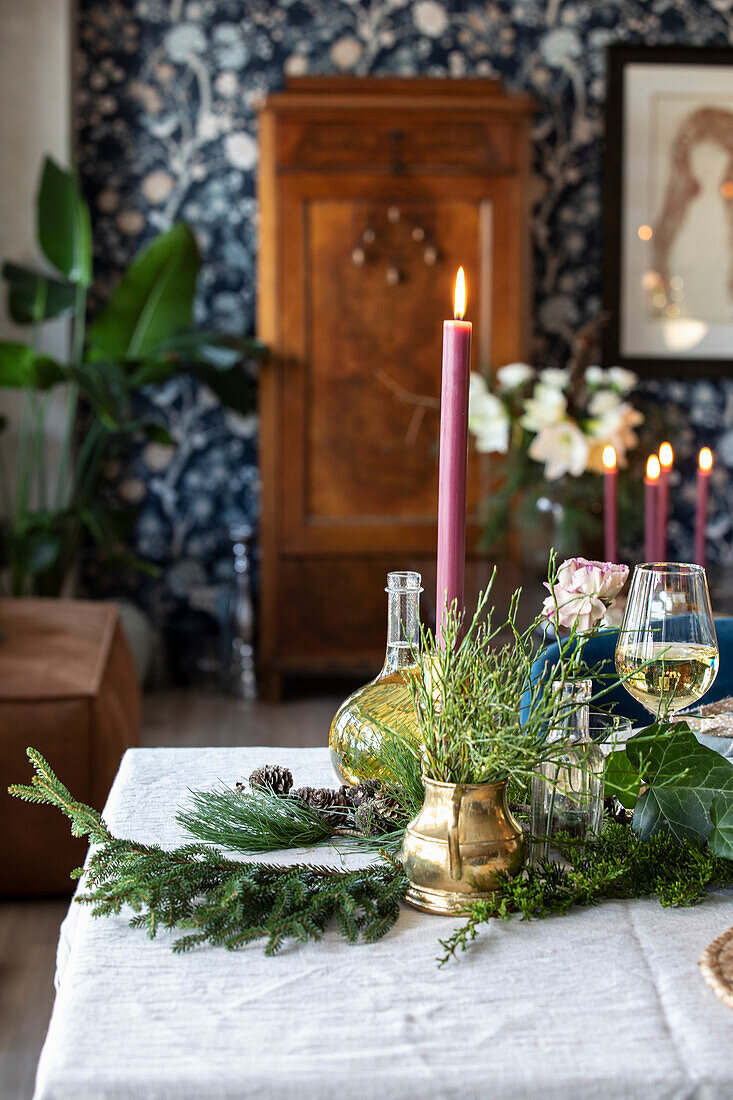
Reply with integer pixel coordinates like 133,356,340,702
33,744,733,1099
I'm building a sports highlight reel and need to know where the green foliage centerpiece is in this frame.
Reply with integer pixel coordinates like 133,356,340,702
398,571,608,913
7,557,733,962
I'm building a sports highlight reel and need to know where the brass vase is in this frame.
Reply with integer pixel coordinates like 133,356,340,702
401,777,525,915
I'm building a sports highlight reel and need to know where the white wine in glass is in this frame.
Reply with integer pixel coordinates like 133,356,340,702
615,563,719,718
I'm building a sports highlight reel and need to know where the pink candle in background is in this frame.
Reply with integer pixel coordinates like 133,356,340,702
436,267,472,642
657,442,673,561
695,447,713,567
602,445,617,563
644,454,660,563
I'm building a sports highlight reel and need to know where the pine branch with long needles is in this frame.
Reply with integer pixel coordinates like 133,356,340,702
177,781,407,857
9,749,407,953
177,784,339,853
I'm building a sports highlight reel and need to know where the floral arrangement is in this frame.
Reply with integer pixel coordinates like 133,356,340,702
469,362,642,480
542,556,628,633
465,347,665,559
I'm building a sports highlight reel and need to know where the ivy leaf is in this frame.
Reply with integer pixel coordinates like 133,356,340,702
709,792,733,860
627,725,733,846
604,748,640,809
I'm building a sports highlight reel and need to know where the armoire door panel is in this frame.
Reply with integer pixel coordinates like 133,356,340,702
278,176,517,554
306,197,482,522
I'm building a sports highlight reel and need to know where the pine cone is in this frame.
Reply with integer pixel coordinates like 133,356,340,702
345,780,380,807
292,786,350,812
354,795,403,836
248,764,294,796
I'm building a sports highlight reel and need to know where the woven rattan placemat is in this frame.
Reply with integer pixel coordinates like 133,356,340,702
700,925,733,1008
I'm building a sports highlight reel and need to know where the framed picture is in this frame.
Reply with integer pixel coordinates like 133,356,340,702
604,45,733,378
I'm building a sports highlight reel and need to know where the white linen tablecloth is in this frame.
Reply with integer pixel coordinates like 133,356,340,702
34,746,733,1100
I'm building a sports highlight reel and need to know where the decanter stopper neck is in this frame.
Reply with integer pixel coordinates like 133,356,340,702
384,571,422,672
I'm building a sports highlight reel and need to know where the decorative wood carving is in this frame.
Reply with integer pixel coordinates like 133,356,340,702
257,76,533,700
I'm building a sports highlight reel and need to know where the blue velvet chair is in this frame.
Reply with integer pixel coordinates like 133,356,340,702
522,617,733,727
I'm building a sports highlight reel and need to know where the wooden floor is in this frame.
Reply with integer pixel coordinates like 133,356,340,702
0,688,342,1100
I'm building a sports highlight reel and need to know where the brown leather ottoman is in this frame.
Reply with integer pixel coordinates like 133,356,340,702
0,599,140,896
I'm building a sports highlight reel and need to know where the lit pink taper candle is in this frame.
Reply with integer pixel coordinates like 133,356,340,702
657,442,673,561
644,454,660,563
602,445,617,563
436,267,472,642
695,447,713,566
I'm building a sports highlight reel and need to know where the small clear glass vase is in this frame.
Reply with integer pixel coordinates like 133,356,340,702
329,571,422,786
531,679,604,863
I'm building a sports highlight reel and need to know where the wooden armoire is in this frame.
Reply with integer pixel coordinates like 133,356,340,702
257,77,533,699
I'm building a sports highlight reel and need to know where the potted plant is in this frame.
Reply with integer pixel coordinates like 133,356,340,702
400,560,628,914
0,157,265,597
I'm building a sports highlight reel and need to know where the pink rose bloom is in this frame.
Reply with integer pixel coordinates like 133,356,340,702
543,557,629,634
555,557,628,601
542,589,607,634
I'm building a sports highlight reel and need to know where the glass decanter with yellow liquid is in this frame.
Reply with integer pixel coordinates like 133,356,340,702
329,571,422,785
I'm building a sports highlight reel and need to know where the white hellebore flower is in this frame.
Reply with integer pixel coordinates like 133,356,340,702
468,373,510,454
588,389,623,417
606,366,638,394
528,420,589,479
588,391,644,463
520,383,567,432
584,365,608,386
496,362,535,390
538,367,570,389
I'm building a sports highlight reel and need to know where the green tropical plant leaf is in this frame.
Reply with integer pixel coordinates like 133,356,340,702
69,360,132,429
625,724,733,846
2,262,76,324
142,422,174,445
37,158,92,286
87,223,199,361
0,342,67,388
151,331,268,369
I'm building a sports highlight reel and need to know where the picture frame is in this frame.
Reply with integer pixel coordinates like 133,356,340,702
603,45,733,378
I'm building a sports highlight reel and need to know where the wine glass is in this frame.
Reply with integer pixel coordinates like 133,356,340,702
615,563,719,719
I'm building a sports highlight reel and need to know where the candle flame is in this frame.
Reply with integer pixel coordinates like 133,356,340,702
659,441,674,469
602,445,617,471
646,454,661,481
453,267,466,320
699,447,713,472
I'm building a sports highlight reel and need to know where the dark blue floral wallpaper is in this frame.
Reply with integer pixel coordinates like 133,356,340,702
76,0,733,622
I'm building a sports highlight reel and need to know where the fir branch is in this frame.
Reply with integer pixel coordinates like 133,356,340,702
438,821,733,965
9,749,408,953
8,746,112,845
